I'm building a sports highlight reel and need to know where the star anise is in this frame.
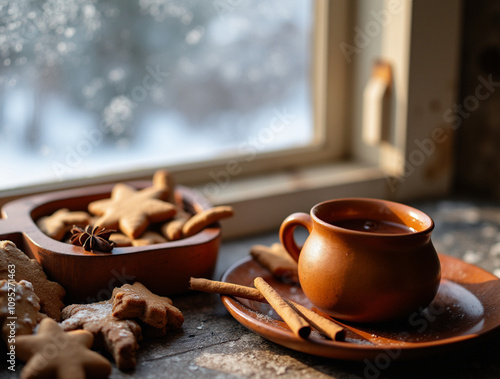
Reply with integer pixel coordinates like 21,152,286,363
70,225,116,253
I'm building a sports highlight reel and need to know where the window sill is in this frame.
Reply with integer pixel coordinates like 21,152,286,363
207,161,389,239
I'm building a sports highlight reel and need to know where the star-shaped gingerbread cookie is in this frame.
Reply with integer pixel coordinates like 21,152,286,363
61,300,142,371
88,183,176,239
16,318,111,379
111,282,184,330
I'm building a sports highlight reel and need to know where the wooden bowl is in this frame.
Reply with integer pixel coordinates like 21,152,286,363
0,182,221,303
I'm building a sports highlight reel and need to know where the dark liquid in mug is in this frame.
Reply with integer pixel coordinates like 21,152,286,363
331,218,416,234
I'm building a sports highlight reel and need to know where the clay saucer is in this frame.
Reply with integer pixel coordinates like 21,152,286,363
221,254,500,361
0,182,220,303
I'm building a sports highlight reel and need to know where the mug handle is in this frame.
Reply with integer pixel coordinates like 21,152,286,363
279,212,313,262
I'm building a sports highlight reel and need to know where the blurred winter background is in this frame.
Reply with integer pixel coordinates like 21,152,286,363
0,0,313,190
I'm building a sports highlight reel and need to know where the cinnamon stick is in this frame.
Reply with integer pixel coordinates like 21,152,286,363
189,277,265,302
189,277,345,340
250,243,298,283
254,277,311,339
285,300,345,341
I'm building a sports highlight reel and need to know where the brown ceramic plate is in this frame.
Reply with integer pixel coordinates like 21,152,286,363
220,254,500,361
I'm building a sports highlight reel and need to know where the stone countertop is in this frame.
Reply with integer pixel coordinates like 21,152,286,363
2,199,500,379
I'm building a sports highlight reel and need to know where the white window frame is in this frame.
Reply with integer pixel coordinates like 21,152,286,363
0,0,462,239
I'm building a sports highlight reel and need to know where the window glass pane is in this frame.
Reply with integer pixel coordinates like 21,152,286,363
0,0,313,190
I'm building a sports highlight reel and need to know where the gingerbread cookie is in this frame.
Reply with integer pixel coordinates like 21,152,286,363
152,169,176,204
0,280,45,347
131,231,167,247
161,210,191,241
88,183,177,239
111,282,184,330
37,208,91,241
16,318,111,379
110,231,168,248
61,300,142,371
182,206,234,238
109,233,133,247
0,241,66,321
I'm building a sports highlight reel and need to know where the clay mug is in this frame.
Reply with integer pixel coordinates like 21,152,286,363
279,198,441,323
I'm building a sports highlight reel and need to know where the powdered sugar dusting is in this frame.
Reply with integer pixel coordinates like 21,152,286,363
439,280,484,318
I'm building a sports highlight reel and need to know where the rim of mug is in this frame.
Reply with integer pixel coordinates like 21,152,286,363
311,197,435,236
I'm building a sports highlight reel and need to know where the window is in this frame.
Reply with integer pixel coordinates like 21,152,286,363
0,0,317,191
0,1,462,238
